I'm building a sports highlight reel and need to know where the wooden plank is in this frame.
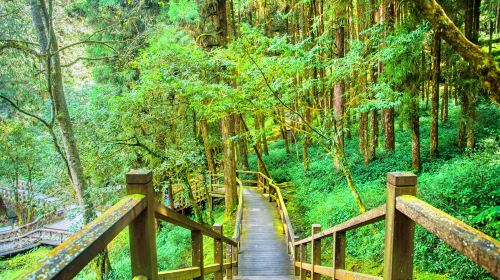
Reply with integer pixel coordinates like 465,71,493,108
127,170,159,280
155,204,237,246
232,237,239,276
311,224,321,280
299,245,307,279
192,230,204,279
214,224,223,280
204,263,220,274
23,194,146,280
294,266,381,280
226,236,233,279
383,172,416,280
397,195,500,278
158,267,201,280
333,231,346,279
294,205,386,246
335,269,382,280
313,265,334,277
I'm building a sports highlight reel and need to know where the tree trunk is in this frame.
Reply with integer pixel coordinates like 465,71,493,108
359,112,369,166
302,106,311,170
430,31,440,159
30,0,94,222
333,17,345,168
409,83,421,171
458,92,468,148
200,119,216,174
222,115,237,218
182,176,204,223
30,2,108,277
235,116,249,169
441,82,449,122
260,114,269,155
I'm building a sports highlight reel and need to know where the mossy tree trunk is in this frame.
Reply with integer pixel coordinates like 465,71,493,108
413,0,499,101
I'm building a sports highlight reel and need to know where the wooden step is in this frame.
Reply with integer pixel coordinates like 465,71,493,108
232,276,296,280
240,180,258,184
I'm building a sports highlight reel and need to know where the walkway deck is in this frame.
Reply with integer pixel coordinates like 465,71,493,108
237,187,294,279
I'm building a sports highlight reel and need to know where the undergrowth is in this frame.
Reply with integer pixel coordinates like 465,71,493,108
250,102,499,279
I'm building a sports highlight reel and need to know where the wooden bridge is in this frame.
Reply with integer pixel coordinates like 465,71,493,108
20,169,500,279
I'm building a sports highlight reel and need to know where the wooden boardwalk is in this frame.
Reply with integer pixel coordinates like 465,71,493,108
237,187,294,279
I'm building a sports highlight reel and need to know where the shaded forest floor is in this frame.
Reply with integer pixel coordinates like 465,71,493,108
250,101,499,279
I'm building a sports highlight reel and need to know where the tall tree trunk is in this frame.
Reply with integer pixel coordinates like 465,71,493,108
182,176,204,223
302,106,311,170
235,116,249,169
30,2,109,277
333,13,345,168
409,83,421,171
222,115,237,218
441,82,449,122
32,0,94,218
260,114,269,155
383,0,395,153
200,119,216,174
430,31,440,159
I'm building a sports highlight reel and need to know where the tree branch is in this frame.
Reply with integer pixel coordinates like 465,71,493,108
0,40,41,58
413,0,500,103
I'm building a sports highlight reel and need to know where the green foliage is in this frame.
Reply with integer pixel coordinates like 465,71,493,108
259,104,500,279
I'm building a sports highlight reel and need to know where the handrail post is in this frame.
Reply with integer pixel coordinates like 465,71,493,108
384,172,417,280
299,243,307,280
192,230,204,279
268,182,273,202
226,237,233,279
126,170,158,280
333,231,345,278
232,236,238,276
214,223,223,280
311,224,321,280
293,236,300,276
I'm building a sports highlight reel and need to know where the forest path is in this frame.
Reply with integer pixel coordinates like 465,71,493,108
237,187,295,279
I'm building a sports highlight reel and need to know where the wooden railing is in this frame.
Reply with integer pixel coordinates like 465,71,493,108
23,170,238,280
253,170,499,279
0,228,71,256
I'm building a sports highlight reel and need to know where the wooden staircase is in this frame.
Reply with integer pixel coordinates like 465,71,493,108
19,169,500,280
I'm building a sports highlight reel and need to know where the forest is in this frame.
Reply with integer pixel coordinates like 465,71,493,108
0,0,499,279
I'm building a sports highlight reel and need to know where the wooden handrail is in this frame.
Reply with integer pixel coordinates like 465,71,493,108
234,177,244,244
24,194,147,279
255,170,500,279
396,195,500,277
22,170,239,280
155,203,237,246
294,204,386,245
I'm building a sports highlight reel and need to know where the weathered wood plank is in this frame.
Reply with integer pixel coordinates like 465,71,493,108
397,195,500,278
311,224,321,280
23,194,146,280
155,203,237,246
214,223,223,280
294,205,386,245
158,267,201,280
